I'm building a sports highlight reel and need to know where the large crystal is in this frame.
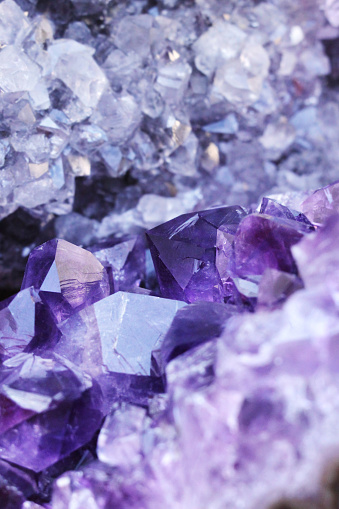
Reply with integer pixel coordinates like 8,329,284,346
233,213,310,278
57,291,185,377
147,206,247,303
47,40,108,110
0,353,103,472
21,239,110,323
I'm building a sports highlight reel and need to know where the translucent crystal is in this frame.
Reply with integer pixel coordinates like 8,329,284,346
57,291,185,377
21,239,110,323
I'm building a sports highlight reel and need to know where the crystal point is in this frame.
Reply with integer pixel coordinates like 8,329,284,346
22,239,110,322
147,206,247,304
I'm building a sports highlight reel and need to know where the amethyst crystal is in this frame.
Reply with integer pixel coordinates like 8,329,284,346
160,301,232,368
0,183,338,508
21,239,110,322
233,213,310,278
0,287,58,360
301,180,339,225
147,206,247,303
147,205,312,308
0,352,103,472
57,291,185,377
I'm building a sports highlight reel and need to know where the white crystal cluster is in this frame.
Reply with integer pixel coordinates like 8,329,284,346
0,0,337,227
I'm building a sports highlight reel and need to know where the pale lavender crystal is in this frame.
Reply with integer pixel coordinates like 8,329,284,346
147,206,247,303
301,181,339,225
292,214,339,291
0,353,103,472
57,291,185,377
0,287,56,360
257,268,303,309
97,403,146,468
47,40,108,110
0,0,30,47
88,235,145,293
21,239,110,323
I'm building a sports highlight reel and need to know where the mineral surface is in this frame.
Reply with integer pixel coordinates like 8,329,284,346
0,182,337,508
0,0,338,508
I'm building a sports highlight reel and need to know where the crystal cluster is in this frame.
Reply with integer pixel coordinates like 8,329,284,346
1,0,339,507
0,181,338,508
1,0,339,298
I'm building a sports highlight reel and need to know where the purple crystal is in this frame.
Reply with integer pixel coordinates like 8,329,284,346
0,287,56,360
88,235,145,294
0,353,103,472
147,206,247,303
57,291,185,378
259,197,315,230
0,459,37,509
160,301,232,368
233,213,310,278
21,239,110,323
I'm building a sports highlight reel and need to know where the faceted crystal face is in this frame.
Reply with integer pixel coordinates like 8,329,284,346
22,239,110,322
57,291,186,377
259,197,315,230
147,206,247,303
300,181,339,225
0,287,39,359
161,301,232,368
0,353,103,472
233,213,310,278
0,287,59,361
